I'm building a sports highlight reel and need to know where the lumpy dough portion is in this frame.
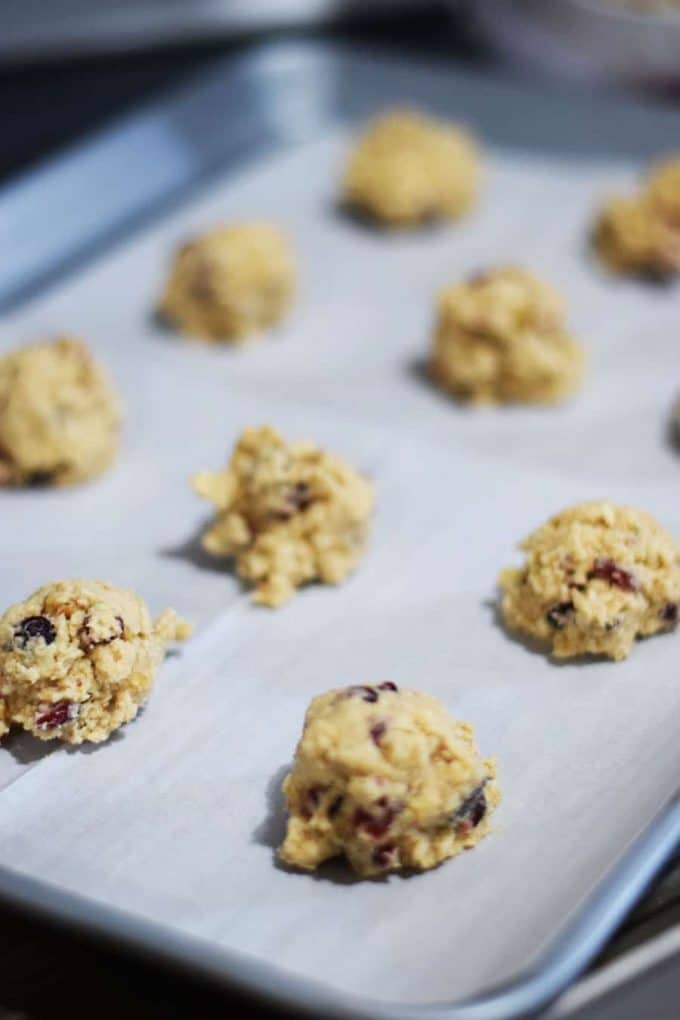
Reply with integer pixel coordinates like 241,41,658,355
342,108,480,227
159,223,296,341
430,267,585,405
279,684,499,877
0,581,191,744
499,502,680,661
594,156,680,277
0,337,121,487
192,426,374,607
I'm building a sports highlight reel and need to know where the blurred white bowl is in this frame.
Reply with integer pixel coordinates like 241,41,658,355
469,0,680,86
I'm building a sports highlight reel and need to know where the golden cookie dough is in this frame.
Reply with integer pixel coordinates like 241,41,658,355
593,156,680,277
0,336,121,487
342,108,480,227
279,683,499,878
0,580,191,744
499,502,680,661
430,267,586,405
159,223,296,341
192,426,374,607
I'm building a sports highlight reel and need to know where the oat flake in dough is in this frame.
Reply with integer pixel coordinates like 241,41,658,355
280,683,499,878
0,580,191,744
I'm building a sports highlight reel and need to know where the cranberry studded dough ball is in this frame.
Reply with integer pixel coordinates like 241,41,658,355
593,155,680,278
0,581,191,744
192,425,375,607
342,108,480,227
0,336,121,487
159,223,296,342
499,502,680,661
279,684,499,878
430,267,586,405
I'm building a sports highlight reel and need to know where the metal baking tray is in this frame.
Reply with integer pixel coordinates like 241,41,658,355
2,41,680,1020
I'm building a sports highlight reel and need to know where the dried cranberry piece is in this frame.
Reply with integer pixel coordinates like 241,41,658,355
588,558,640,593
14,616,56,648
289,482,313,511
372,844,398,870
347,685,379,703
272,482,314,521
661,603,679,624
80,614,124,649
377,682,398,692
545,602,574,630
370,721,387,746
35,701,79,730
300,786,323,821
453,783,487,836
353,800,402,839
328,795,344,819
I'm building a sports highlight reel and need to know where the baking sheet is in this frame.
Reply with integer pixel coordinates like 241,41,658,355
1,57,680,1012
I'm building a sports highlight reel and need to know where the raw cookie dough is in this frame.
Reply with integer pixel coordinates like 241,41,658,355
279,683,499,877
159,223,296,341
192,426,374,607
430,267,586,405
0,580,191,744
0,336,121,487
342,108,480,227
499,502,680,661
593,156,680,277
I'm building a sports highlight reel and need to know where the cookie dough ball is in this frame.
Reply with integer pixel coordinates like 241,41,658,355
342,108,480,227
593,156,680,278
0,337,121,487
499,502,680,661
646,158,680,228
279,683,499,877
0,581,191,744
192,426,374,607
430,267,585,405
159,223,296,341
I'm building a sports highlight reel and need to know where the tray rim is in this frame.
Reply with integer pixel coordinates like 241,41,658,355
2,39,680,1019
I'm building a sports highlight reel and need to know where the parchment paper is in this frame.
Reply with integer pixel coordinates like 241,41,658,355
1,95,680,1009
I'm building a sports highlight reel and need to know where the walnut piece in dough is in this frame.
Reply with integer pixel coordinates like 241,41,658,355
279,683,499,878
0,337,121,487
192,426,374,607
499,502,680,661
430,267,586,405
593,156,680,278
159,223,296,341
0,580,191,744
342,108,480,227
